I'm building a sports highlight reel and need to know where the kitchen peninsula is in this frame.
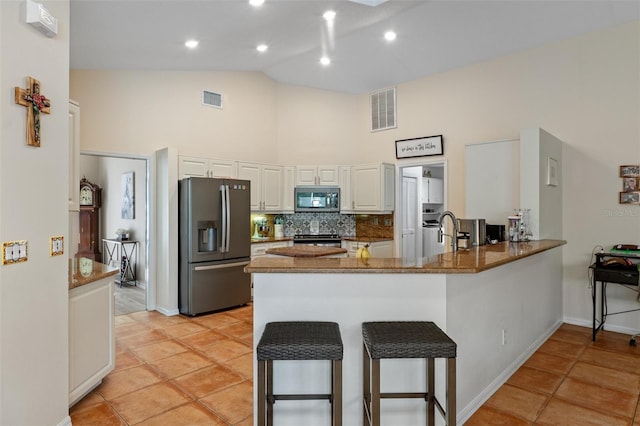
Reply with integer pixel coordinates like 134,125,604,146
247,240,565,425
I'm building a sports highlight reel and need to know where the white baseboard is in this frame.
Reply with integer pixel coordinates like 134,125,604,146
457,320,563,424
155,306,179,316
57,415,72,426
564,315,640,337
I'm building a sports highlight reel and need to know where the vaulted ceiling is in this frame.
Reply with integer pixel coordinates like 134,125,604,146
70,1,639,94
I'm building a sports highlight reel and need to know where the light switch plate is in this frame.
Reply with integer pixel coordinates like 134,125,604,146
3,240,28,265
50,236,64,256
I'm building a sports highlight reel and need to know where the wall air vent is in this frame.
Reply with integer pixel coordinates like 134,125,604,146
370,87,396,132
202,90,223,109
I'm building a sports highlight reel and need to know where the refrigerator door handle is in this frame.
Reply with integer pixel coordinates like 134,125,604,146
220,184,228,252
224,184,231,253
194,261,250,271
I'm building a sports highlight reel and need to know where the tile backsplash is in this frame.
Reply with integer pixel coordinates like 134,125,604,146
283,212,355,236
252,212,394,239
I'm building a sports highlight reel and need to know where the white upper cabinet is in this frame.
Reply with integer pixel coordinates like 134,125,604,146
295,165,340,186
282,166,295,213
422,178,444,204
178,156,237,179
339,166,353,213
351,163,395,213
238,162,283,211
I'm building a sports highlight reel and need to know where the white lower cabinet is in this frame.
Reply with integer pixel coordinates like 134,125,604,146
69,276,115,407
341,240,394,258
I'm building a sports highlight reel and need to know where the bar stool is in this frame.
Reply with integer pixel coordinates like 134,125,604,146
362,321,457,426
257,321,343,426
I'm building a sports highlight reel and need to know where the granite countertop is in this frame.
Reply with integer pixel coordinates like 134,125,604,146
341,236,393,243
69,259,119,290
265,246,348,258
251,237,294,244
246,240,566,274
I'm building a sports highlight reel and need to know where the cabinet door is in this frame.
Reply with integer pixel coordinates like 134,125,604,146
262,165,283,211
282,166,295,213
179,156,209,179
382,163,396,211
238,162,262,210
295,166,317,185
339,166,353,213
209,160,237,178
352,164,381,211
423,178,444,204
69,278,115,406
317,165,340,185
68,101,80,211
370,240,394,257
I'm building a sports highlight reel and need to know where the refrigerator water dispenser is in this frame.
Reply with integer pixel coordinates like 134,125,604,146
197,221,217,252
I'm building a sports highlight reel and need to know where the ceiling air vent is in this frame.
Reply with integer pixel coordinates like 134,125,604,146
370,87,396,132
202,89,223,109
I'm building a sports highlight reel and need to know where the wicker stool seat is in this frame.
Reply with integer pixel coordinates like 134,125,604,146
362,321,457,426
257,321,343,426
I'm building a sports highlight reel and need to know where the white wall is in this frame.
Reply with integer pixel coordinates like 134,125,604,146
1,1,71,424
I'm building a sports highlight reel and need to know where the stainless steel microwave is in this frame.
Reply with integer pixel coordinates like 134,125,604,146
294,187,340,212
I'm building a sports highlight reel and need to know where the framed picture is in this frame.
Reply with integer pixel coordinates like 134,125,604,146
619,165,640,177
395,135,443,159
623,177,638,192
619,191,640,204
546,157,558,187
121,172,135,219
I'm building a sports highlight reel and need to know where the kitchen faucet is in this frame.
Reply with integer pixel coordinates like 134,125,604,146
438,210,458,252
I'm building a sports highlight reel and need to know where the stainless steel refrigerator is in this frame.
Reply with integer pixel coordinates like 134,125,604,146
179,177,252,315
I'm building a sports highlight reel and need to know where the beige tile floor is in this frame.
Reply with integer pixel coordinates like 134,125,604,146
71,306,640,425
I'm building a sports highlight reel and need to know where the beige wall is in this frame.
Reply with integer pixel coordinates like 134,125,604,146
71,21,640,328
1,1,71,424
357,20,639,328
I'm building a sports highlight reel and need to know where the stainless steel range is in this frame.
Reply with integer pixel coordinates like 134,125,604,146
293,233,342,247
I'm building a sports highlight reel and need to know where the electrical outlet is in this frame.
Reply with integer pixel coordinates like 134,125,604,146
384,219,392,226
501,329,507,345
373,217,379,225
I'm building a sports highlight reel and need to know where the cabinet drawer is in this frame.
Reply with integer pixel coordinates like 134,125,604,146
594,268,639,285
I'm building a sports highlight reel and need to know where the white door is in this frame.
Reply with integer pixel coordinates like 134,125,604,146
402,176,417,258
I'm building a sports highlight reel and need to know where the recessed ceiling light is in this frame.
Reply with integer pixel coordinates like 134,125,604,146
384,31,396,41
256,44,268,53
320,56,331,66
323,10,336,21
249,0,264,6
185,40,199,49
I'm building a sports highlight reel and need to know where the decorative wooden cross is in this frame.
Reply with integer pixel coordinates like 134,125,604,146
15,76,51,147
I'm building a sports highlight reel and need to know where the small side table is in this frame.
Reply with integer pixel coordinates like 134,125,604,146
102,239,138,287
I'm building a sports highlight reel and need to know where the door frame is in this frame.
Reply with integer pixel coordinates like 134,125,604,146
395,159,448,258
80,150,155,312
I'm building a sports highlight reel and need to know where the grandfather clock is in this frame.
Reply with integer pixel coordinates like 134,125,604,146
77,178,102,262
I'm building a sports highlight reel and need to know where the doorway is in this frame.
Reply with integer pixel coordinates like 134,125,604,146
78,152,151,315
397,160,447,259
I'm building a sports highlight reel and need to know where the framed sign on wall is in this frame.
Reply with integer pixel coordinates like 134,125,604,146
395,135,443,159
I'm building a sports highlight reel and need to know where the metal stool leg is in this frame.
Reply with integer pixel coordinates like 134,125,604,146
258,360,266,426
446,357,456,426
427,358,434,425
